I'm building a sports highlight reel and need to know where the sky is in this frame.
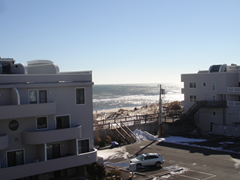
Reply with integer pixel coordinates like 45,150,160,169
0,0,240,84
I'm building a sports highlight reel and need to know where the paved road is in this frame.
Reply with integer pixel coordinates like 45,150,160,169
106,140,240,179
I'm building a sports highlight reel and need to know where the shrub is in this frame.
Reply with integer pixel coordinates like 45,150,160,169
86,162,106,180
106,135,112,144
99,139,106,147
104,170,121,180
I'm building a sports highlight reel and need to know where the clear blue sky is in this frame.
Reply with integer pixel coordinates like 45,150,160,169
1,0,240,84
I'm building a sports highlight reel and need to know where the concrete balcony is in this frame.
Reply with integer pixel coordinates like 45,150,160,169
0,149,97,180
0,102,56,120
227,87,240,94
22,126,82,145
0,134,9,150
227,101,240,107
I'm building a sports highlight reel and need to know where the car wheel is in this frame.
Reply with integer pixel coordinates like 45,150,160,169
136,163,142,170
155,162,161,168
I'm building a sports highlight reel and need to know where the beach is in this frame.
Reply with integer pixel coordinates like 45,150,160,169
93,101,183,122
92,83,183,121
93,104,160,121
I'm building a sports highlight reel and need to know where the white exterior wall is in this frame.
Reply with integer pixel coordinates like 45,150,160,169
181,66,240,136
0,59,96,179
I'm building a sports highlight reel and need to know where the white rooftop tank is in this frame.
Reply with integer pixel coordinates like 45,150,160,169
27,60,60,74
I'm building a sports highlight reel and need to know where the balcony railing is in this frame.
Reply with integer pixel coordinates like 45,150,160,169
22,126,82,145
227,101,240,107
227,87,240,93
0,149,97,180
0,134,8,150
0,102,56,120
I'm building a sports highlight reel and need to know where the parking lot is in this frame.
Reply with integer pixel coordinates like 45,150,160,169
106,160,216,179
100,140,240,180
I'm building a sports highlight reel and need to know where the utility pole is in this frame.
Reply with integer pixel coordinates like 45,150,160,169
158,84,163,138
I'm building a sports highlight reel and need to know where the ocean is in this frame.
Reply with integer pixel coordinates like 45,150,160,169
93,83,184,111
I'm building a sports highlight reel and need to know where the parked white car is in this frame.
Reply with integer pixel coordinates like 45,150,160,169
130,153,164,170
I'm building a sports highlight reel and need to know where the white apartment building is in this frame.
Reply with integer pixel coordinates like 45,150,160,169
0,58,97,179
181,64,240,136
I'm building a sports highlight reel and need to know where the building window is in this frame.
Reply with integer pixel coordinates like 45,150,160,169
9,120,19,131
2,63,11,74
76,88,85,104
56,115,70,129
39,90,47,103
203,82,206,87
212,110,216,116
47,144,60,160
190,95,197,102
78,139,89,154
213,95,216,101
7,150,24,167
37,117,47,129
189,82,196,88
29,90,37,104
29,89,47,104
212,82,216,91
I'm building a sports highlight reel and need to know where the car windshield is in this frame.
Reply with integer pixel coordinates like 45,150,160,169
136,154,146,161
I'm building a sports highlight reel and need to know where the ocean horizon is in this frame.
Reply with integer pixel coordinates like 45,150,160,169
93,83,184,111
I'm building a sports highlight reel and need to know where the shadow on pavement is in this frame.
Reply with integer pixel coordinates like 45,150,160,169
157,141,240,159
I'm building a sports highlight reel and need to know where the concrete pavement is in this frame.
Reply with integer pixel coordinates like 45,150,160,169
104,138,240,179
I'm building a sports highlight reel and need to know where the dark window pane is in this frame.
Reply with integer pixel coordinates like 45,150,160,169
47,144,60,160
56,116,70,129
37,117,47,129
2,63,11,74
76,88,85,104
7,151,15,167
7,150,24,167
210,65,221,72
15,150,24,165
39,90,47,103
78,139,89,154
47,144,53,160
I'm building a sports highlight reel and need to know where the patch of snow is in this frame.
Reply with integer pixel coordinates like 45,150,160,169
161,166,188,179
162,136,206,143
133,129,239,154
133,129,206,143
97,146,129,161
233,158,240,169
106,161,129,169
133,129,159,142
